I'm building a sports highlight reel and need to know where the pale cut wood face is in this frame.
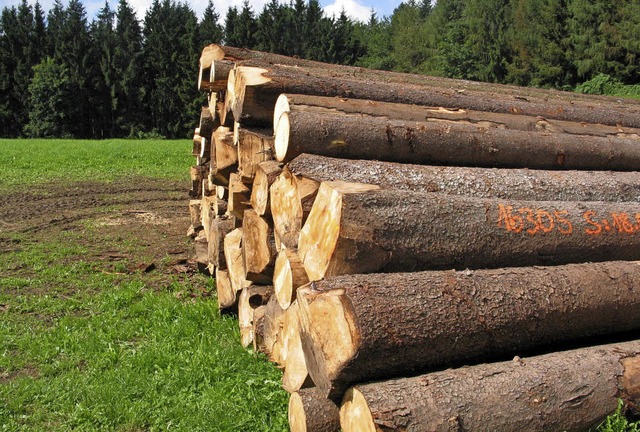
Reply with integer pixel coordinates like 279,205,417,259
340,388,377,432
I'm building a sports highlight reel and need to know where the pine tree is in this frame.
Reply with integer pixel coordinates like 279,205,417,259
91,1,117,137
224,1,257,48
114,0,143,136
199,0,223,46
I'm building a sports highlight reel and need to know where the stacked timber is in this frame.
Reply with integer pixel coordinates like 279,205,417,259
187,45,640,431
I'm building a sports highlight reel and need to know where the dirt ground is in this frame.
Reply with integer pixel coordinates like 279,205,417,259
0,177,203,293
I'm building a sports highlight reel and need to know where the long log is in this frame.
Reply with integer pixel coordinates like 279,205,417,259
299,181,640,280
250,160,282,216
340,340,640,432
209,45,640,111
289,388,340,432
286,153,640,202
297,261,640,399
234,62,640,129
242,209,276,283
274,93,640,139
274,105,640,169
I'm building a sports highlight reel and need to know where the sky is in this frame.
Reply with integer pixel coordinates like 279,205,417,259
0,0,404,23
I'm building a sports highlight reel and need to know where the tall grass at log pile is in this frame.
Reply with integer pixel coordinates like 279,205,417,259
0,139,288,431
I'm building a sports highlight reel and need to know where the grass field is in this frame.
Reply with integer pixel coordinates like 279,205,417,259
0,139,638,431
0,139,288,431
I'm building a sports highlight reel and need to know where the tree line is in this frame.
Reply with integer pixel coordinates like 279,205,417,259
1,0,638,139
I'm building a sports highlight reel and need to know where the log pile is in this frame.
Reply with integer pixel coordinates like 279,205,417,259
187,45,640,431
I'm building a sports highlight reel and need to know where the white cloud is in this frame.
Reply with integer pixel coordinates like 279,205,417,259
323,0,373,22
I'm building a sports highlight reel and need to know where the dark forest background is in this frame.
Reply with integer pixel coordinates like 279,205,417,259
2,0,639,139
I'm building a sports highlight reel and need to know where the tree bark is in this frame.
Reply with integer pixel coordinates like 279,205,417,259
242,209,276,283
236,127,274,180
274,248,310,310
275,105,640,170
340,340,640,432
275,93,640,139
297,261,640,399
286,153,640,203
270,167,319,249
233,63,640,129
289,388,341,432
299,181,640,281
250,160,283,216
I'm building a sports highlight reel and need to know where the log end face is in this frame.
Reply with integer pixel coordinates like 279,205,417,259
340,388,377,432
274,94,291,132
274,248,294,310
621,356,640,413
274,111,290,162
288,393,308,432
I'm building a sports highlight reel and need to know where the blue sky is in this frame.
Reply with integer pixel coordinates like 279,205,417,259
0,0,404,22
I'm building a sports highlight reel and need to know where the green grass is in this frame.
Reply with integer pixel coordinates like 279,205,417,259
0,139,192,189
0,139,288,431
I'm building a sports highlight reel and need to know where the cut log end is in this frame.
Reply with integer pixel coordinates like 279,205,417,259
289,388,342,432
288,392,308,432
275,111,290,161
274,249,310,310
215,268,236,311
298,181,380,281
298,286,359,394
282,302,310,393
339,388,377,432
274,93,291,132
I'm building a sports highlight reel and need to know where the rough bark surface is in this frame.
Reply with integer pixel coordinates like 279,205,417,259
289,388,341,432
297,261,640,399
287,153,640,202
277,107,640,170
340,340,640,432
275,94,640,138
299,182,640,280
234,63,640,129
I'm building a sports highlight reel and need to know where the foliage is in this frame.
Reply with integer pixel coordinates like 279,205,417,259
576,74,640,99
596,400,640,432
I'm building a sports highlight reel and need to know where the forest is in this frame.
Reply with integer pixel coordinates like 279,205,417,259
1,0,639,139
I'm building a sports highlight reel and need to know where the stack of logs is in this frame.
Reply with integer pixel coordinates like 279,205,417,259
188,44,640,431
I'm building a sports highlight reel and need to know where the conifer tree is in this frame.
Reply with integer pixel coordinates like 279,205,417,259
199,0,223,46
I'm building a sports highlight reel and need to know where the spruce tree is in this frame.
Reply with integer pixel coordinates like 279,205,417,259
199,0,223,46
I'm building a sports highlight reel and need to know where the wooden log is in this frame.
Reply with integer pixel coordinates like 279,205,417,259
215,268,236,312
194,231,209,274
299,181,640,281
274,104,640,170
189,199,203,232
209,215,235,270
274,249,309,310
234,62,640,129
270,168,319,248
252,304,267,353
228,173,250,220
213,127,237,172
209,45,640,111
274,93,640,140
192,131,202,156
282,301,312,393
286,153,640,203
261,295,287,366
189,165,205,198
340,340,640,432
198,106,217,143
250,160,283,216
297,260,640,399
238,285,273,347
242,209,277,283
223,227,251,293
289,388,341,432
236,127,274,180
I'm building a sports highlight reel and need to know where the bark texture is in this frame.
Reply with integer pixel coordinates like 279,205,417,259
277,107,640,170
297,261,640,399
289,388,341,432
287,153,640,202
299,182,640,280
340,340,640,432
